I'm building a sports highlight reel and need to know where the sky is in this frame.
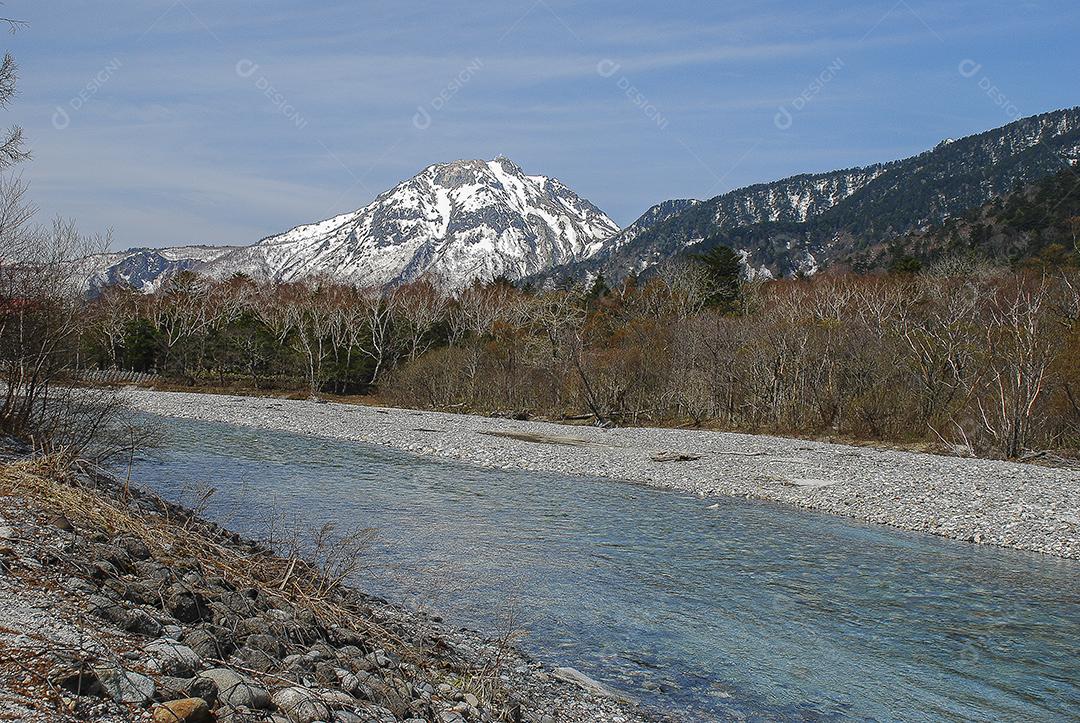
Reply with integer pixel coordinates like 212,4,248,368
5,1,1079,250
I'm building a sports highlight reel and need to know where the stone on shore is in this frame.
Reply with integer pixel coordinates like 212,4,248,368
196,667,270,709
93,666,157,705
152,697,212,722
271,686,331,723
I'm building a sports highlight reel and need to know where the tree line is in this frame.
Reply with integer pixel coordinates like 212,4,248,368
78,254,1080,460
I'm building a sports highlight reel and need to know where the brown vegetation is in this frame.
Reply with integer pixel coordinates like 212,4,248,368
80,261,1080,460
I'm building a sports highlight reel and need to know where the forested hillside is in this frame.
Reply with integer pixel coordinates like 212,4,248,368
855,168,1080,271
567,107,1080,281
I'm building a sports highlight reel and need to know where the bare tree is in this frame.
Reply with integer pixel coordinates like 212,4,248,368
977,274,1057,457
392,278,447,361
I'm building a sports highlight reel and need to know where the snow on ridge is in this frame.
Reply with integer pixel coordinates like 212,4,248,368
201,157,620,290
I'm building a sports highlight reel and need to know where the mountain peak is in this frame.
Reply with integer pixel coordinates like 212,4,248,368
197,157,619,288
490,154,523,173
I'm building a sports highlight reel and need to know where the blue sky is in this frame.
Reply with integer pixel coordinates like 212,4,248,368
6,1,1079,249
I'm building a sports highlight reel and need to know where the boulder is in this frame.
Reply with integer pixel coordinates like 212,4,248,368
93,666,156,705
229,646,280,673
164,583,205,623
134,559,173,584
320,688,358,712
122,608,163,637
151,697,211,723
357,676,407,718
117,534,152,561
271,686,331,723
334,713,365,723
145,639,202,677
244,633,285,656
553,667,636,705
183,628,234,659
196,667,270,709
438,712,466,723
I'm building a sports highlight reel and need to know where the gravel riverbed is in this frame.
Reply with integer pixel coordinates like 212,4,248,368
126,389,1080,559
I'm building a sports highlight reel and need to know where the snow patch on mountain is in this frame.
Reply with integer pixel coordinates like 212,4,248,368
80,245,236,294
203,156,619,289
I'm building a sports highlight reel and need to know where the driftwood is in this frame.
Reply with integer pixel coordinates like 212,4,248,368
650,451,702,462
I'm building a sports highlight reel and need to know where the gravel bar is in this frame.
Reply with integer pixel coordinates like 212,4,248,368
126,390,1080,559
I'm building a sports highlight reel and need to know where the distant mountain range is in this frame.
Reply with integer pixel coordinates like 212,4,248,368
83,106,1080,293
558,106,1080,281
81,245,235,293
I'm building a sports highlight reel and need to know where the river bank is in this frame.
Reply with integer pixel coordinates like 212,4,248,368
0,454,659,723
125,389,1080,559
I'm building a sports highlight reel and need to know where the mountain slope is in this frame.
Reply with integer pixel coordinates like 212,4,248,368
861,167,1080,270
204,156,619,288
565,106,1080,281
80,245,236,294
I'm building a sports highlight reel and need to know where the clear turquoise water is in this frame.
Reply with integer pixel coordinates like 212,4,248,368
128,415,1080,722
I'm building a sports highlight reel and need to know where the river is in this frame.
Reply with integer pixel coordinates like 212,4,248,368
127,414,1080,721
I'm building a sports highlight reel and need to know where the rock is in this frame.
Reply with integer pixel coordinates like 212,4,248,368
152,697,211,722
308,642,336,660
244,633,285,656
135,559,172,584
196,667,270,710
438,712,466,723
230,646,280,673
91,559,120,580
335,714,365,723
553,667,635,705
220,591,259,618
357,676,407,717
122,608,164,637
125,582,158,606
145,639,202,677
49,513,74,531
183,628,234,659
319,688,357,709
367,650,394,669
63,576,96,594
156,676,218,706
94,666,157,705
336,670,360,695
271,686,331,723
313,661,339,686
164,583,205,623
53,664,103,697
117,534,152,561
215,705,264,723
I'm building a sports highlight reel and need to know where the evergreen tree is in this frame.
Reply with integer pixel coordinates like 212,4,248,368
693,244,743,309
585,273,609,302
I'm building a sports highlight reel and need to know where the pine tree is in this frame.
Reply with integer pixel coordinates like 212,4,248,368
693,244,743,309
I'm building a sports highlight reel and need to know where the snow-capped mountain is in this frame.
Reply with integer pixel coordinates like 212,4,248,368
80,245,235,294
203,156,619,288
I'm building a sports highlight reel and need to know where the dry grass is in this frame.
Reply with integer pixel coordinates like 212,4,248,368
0,457,407,656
